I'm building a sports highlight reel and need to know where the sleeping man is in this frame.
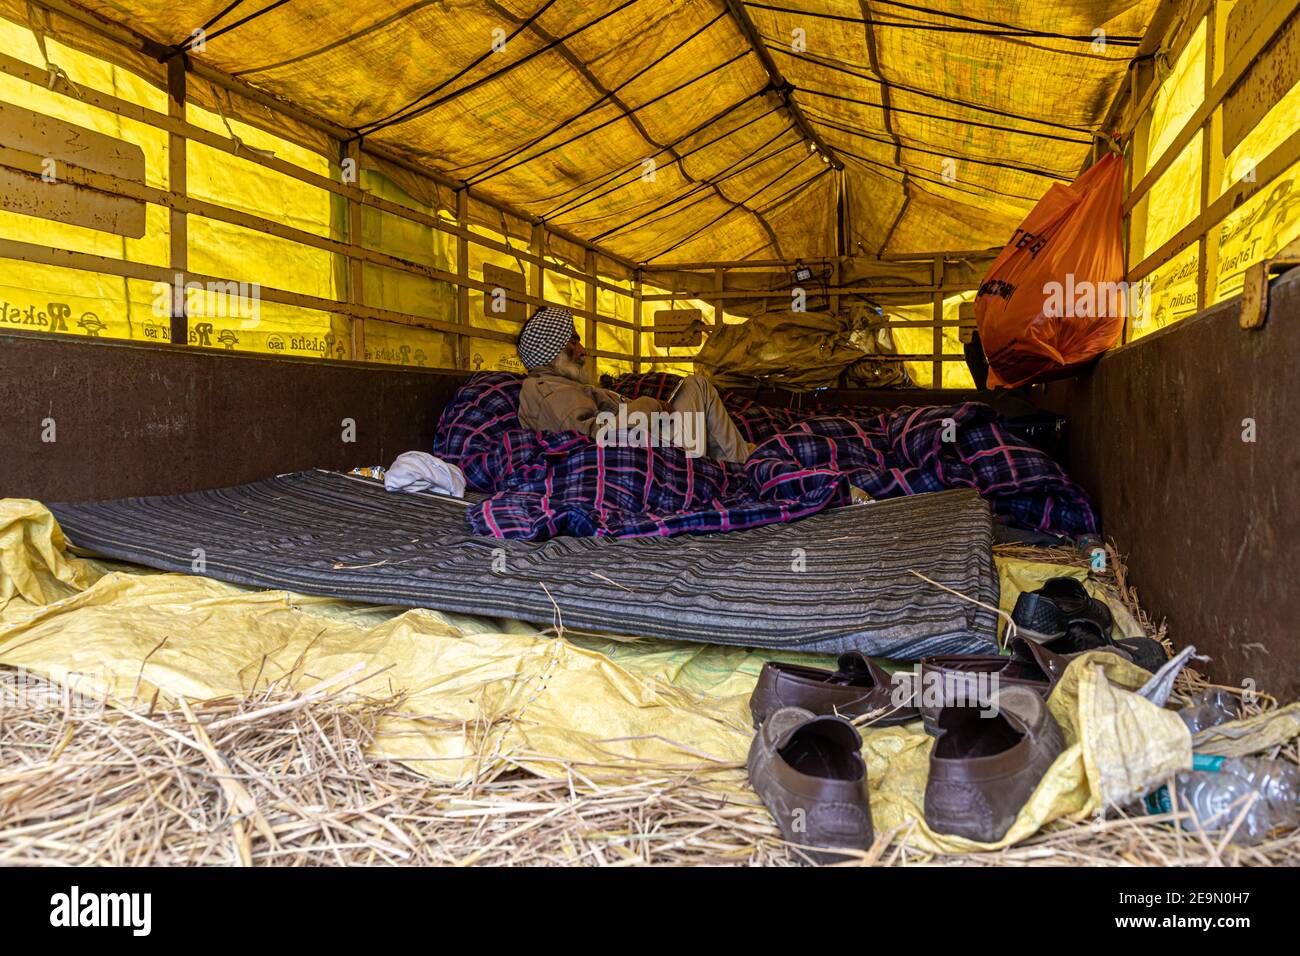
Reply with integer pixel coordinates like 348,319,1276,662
515,306,753,463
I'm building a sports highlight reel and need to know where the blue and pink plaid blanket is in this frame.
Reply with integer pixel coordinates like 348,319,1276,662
432,372,1098,540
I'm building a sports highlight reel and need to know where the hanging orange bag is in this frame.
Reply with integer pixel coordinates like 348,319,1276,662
974,153,1128,387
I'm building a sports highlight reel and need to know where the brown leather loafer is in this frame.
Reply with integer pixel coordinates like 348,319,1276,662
747,707,874,863
923,685,1065,843
918,635,1147,735
917,637,1059,735
749,651,919,728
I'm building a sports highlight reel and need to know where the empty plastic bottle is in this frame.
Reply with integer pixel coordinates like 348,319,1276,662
1145,756,1299,844
1220,757,1300,830
1178,688,1239,733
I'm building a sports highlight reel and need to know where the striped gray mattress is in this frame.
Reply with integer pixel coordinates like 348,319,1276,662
48,469,1000,658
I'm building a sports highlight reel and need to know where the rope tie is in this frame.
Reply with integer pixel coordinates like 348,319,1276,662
210,85,276,159
496,207,529,279
1095,132,1124,156
27,3,82,99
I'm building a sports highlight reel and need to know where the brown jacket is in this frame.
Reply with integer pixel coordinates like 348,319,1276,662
517,367,660,437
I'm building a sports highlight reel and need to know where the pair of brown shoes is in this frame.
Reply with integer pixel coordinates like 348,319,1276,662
745,653,919,862
746,648,1066,852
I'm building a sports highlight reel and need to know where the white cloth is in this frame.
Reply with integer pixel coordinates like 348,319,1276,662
384,451,467,498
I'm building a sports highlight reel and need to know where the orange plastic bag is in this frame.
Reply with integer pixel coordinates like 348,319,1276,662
975,154,1128,387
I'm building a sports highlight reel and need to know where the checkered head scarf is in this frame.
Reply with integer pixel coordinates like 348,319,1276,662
517,307,576,370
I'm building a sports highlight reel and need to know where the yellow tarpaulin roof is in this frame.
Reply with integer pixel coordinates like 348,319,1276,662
52,0,1158,263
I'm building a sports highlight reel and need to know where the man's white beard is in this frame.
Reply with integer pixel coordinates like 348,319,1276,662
552,352,586,383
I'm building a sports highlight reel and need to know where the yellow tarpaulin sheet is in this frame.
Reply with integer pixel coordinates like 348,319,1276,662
1,1,1160,266
5,4,1300,375
2,497,1293,854
1131,19,1300,339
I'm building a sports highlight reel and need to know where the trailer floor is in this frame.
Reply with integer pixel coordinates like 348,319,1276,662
2,505,1297,865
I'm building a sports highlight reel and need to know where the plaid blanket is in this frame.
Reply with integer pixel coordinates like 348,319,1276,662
432,372,1098,540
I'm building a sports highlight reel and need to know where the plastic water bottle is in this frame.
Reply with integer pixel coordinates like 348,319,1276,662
1144,756,1299,844
1178,688,1238,733
1220,757,1300,830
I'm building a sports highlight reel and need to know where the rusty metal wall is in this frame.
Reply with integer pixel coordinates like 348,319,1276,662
0,331,469,501
1038,268,1300,702
1,332,972,507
